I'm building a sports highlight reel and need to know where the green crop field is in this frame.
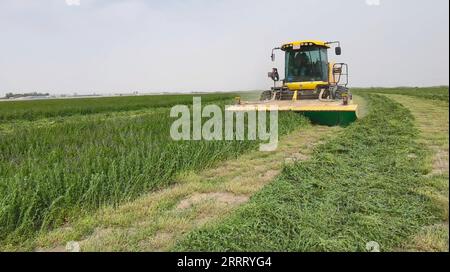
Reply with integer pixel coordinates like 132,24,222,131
175,93,440,251
0,93,306,248
353,87,449,102
0,87,448,252
0,93,235,122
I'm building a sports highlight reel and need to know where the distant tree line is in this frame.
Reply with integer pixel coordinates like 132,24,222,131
4,92,50,99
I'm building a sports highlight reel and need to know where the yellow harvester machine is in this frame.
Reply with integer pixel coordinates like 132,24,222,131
228,40,358,126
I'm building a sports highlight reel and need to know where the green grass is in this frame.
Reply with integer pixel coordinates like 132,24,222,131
2,88,446,251
28,116,316,252
0,93,235,122
174,94,442,252
353,86,449,102
380,94,448,251
0,93,305,247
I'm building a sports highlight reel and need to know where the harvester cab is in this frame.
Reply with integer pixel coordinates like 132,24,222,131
229,40,358,126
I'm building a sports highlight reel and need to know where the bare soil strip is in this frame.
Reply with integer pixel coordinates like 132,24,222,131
35,124,340,251
386,94,449,252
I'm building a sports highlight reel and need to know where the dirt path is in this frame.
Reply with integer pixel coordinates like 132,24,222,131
386,94,449,252
35,123,341,251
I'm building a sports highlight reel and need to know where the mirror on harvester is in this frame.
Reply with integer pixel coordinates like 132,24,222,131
335,46,342,55
268,68,280,81
271,53,275,61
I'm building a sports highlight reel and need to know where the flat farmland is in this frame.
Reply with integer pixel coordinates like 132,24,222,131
0,88,448,252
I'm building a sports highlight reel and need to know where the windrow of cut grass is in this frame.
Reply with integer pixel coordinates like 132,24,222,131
0,93,235,122
0,95,308,247
174,94,441,252
353,86,449,102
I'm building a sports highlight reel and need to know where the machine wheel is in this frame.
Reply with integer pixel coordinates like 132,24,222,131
318,87,331,100
260,90,273,101
334,86,349,100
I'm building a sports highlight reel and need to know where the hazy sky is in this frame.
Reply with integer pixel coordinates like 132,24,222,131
0,0,448,95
